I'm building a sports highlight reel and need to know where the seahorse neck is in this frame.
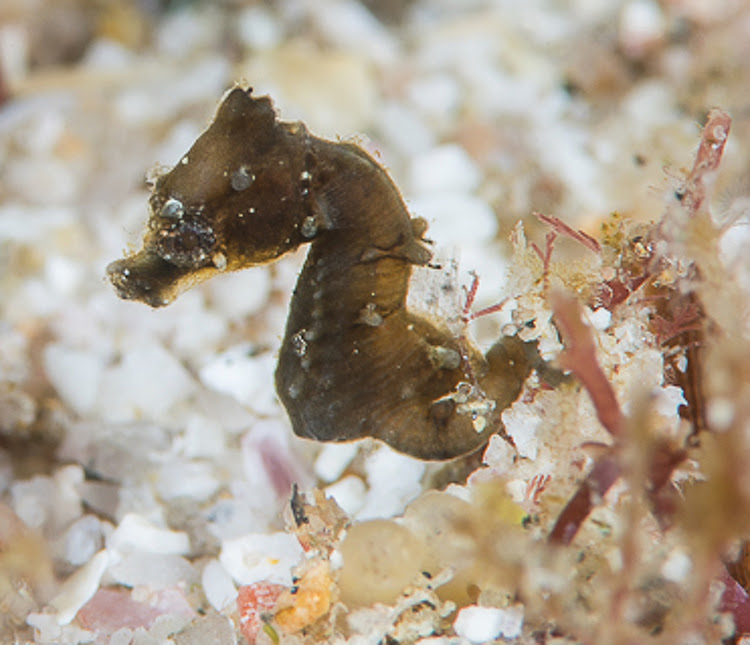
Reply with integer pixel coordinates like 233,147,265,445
313,141,416,240
302,139,424,322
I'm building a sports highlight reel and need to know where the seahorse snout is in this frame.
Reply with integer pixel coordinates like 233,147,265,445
106,252,187,308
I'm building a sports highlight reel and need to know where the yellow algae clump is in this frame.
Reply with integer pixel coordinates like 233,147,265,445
338,520,424,607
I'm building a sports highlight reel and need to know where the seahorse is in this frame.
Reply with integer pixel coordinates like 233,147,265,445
106,86,544,460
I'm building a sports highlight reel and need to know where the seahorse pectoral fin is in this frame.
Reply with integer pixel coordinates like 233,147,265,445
403,238,433,266
358,238,432,266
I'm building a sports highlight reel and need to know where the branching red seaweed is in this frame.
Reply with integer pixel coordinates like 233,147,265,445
530,230,557,284
548,454,621,544
720,567,750,637
535,211,601,254
550,292,623,437
677,109,731,217
545,117,733,643
546,292,624,544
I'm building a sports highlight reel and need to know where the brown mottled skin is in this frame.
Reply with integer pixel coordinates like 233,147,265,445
107,87,542,460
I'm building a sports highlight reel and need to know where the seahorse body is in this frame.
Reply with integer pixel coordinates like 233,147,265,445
107,87,539,460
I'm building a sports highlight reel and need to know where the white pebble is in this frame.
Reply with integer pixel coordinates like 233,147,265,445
706,397,735,432
501,400,542,461
200,346,278,415
44,255,83,296
410,193,497,248
619,0,665,59
131,628,159,645
96,342,194,423
613,318,654,355
109,629,135,645
506,478,530,505
314,442,359,483
115,58,229,127
407,253,462,336
653,385,687,420
0,203,74,244
172,613,236,645
379,100,435,156
6,157,78,205
172,307,227,357
156,460,221,502
25,614,59,641
324,475,366,516
63,515,104,566
149,613,193,640
43,343,103,416
109,552,197,589
76,480,119,518
207,267,271,320
55,464,85,516
409,144,481,195
204,498,269,542
155,7,221,58
0,327,29,382
14,108,64,154
614,347,664,413
11,465,83,533
108,513,190,555
661,548,692,583
482,434,516,475
407,74,460,120
311,0,398,63
26,612,95,644
82,38,134,70
219,532,303,586
453,604,524,643
0,24,29,86
720,224,750,296
179,414,227,459
621,80,673,130
51,549,111,625
588,306,612,331
202,559,238,611
11,476,54,529
357,445,425,520
237,6,282,50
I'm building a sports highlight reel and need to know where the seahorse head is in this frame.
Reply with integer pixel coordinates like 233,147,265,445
107,87,315,307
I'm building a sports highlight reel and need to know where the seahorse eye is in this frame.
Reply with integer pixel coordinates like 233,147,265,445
155,218,216,268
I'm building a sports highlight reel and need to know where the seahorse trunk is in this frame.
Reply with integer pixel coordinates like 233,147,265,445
276,142,534,460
